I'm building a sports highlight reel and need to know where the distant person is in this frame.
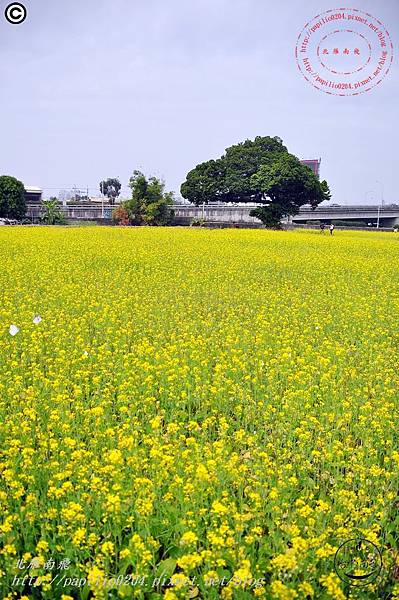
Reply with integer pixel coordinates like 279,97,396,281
320,223,325,234
329,224,335,235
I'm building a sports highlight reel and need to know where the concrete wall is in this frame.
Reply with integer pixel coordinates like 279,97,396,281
170,205,399,227
172,205,262,225
26,203,114,222
25,202,399,227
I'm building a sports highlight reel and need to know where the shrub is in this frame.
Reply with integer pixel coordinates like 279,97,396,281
190,218,206,227
112,205,130,226
40,198,67,225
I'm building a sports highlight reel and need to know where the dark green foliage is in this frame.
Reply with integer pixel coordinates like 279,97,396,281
250,205,284,229
252,154,330,209
99,178,121,205
190,218,206,227
250,153,331,228
332,220,368,227
181,136,287,205
181,159,227,206
123,171,174,226
0,175,26,220
181,136,331,228
223,136,288,203
40,198,66,225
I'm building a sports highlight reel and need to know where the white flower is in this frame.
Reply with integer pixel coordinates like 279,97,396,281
9,325,20,336
83,350,89,356
33,315,42,324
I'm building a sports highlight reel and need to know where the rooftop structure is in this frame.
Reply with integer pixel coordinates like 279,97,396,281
24,186,42,203
300,159,321,179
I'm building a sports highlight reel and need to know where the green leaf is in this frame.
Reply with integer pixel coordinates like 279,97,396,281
154,557,177,579
216,568,232,579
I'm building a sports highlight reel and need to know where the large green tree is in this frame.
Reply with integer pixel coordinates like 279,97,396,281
250,154,331,228
180,136,331,227
124,171,174,225
0,175,26,220
181,136,288,204
180,159,227,205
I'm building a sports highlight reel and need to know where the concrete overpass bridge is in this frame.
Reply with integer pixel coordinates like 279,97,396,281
25,203,399,227
170,204,399,227
292,205,399,227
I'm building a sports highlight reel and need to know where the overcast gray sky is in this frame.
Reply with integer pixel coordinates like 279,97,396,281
0,0,397,204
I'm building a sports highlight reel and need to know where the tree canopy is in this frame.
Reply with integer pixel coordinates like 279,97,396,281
0,175,26,220
100,178,121,205
180,136,331,227
120,171,174,226
249,154,331,227
181,136,288,204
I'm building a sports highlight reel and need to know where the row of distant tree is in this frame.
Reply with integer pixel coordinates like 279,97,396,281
0,178,68,225
0,136,331,227
0,172,175,226
58,179,123,204
102,138,331,228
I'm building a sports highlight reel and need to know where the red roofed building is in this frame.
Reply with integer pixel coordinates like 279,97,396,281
300,159,321,179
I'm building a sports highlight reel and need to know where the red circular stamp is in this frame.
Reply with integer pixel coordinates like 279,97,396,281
295,8,394,96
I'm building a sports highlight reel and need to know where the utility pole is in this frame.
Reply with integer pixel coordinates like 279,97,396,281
376,181,384,229
101,181,104,219
376,180,384,207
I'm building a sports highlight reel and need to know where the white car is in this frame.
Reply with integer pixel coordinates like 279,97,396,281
0,218,19,225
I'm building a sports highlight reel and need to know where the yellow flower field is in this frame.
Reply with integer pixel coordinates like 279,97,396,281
0,226,399,600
